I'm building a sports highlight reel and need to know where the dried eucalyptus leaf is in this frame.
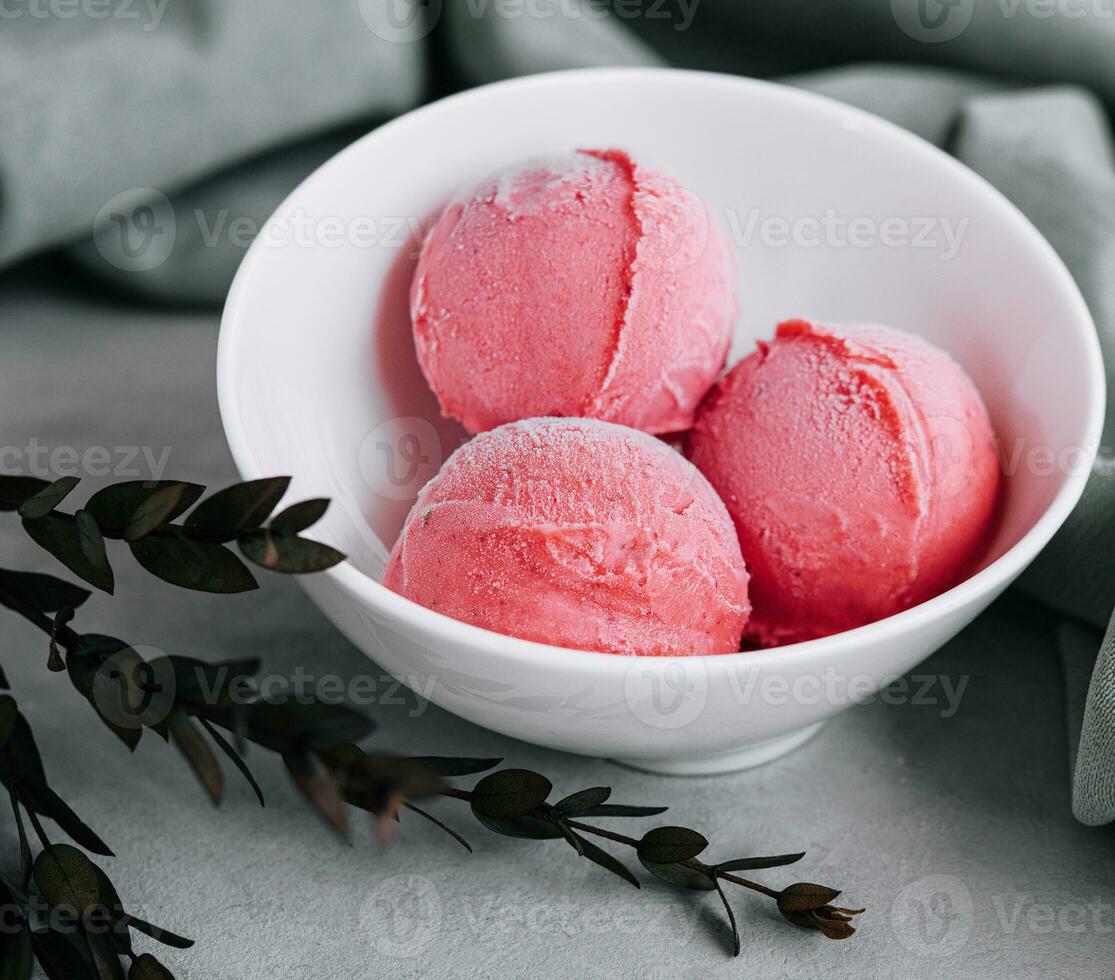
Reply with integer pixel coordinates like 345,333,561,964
270,498,329,535
636,826,709,864
185,477,291,540
0,569,90,612
239,531,344,574
122,484,193,542
403,802,472,852
637,856,716,891
33,844,100,915
0,475,48,511
470,769,552,819
128,954,176,980
85,481,204,530
168,713,224,804
129,533,257,594
284,751,348,836
714,879,742,956
118,914,194,950
412,757,502,778
0,919,33,980
553,786,610,816
74,510,109,573
0,696,17,750
22,515,114,593
17,476,80,519
715,853,805,874
198,718,264,807
777,882,842,913
472,811,563,840
575,835,640,888
22,785,113,856
30,928,98,980
563,804,668,819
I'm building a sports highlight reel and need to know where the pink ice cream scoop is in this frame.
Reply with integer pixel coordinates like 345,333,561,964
410,149,737,436
687,319,1000,647
385,418,750,656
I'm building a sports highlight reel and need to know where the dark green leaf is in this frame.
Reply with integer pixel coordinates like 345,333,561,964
0,696,16,750
33,844,100,915
185,477,291,540
205,700,374,754
553,786,610,816
17,477,80,519
562,803,668,819
86,930,127,980
637,856,716,891
413,757,502,778
22,515,114,593
777,883,842,913
158,655,259,706
470,769,551,819
129,954,175,980
239,531,345,574
91,867,131,956
576,835,640,888
284,751,348,836
122,484,194,542
120,915,194,950
0,920,33,980
23,785,113,856
198,718,264,807
270,498,329,535
0,569,90,612
31,928,98,980
10,794,31,890
0,476,48,512
403,802,472,852
129,532,257,593
66,644,143,752
714,879,741,956
0,711,47,792
637,826,709,864
167,713,223,804
472,811,563,840
74,510,109,574
85,481,204,531
716,853,805,874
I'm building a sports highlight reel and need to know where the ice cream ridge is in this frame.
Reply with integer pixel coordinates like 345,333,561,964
385,418,750,656
686,319,1000,646
410,148,737,435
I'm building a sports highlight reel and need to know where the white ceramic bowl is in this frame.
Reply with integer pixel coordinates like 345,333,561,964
218,68,1104,775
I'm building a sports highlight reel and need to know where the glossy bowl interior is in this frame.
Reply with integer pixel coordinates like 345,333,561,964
218,68,1103,774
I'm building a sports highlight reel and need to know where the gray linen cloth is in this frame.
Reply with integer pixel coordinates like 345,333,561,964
2,0,1114,822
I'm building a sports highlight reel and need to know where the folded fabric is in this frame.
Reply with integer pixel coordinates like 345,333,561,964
4,0,1114,822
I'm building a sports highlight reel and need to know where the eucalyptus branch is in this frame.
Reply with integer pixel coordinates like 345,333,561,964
0,473,863,979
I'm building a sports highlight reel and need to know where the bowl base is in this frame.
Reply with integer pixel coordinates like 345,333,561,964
610,722,825,776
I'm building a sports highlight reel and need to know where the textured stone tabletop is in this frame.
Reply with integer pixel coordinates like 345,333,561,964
2,264,1113,978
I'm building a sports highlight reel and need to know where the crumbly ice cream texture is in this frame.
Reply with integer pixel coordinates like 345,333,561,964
687,319,1001,646
385,418,750,656
410,149,737,436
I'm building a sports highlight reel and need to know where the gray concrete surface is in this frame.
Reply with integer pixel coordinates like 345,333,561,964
1,263,1112,978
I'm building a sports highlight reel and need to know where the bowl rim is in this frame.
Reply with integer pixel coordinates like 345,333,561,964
217,65,1106,676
